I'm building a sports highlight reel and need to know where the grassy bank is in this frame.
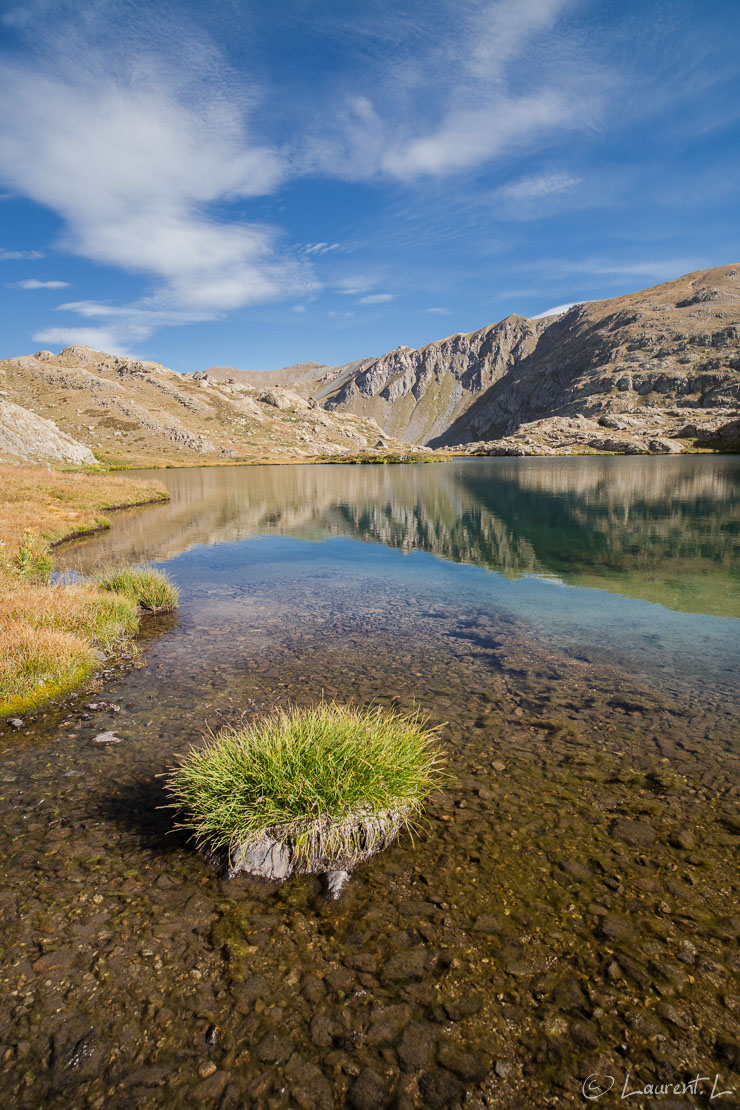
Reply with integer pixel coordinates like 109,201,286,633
0,466,174,718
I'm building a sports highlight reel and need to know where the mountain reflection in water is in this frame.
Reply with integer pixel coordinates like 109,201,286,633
56,456,740,618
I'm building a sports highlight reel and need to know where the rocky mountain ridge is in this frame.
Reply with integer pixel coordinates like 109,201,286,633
204,361,354,398
318,264,740,451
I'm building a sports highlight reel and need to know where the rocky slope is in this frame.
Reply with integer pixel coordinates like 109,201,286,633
320,264,740,451
0,347,407,466
204,361,355,398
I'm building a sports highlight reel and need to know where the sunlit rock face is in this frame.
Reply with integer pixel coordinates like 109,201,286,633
0,398,96,464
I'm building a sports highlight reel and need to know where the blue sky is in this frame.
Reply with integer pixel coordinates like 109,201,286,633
0,0,738,372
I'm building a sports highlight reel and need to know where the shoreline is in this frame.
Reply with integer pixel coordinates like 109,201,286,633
0,468,174,720
96,442,735,473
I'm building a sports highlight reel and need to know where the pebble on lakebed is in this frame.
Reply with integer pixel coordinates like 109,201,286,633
91,731,123,745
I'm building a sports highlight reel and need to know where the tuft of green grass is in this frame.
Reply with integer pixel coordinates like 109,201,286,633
97,566,179,613
13,534,53,583
165,702,444,865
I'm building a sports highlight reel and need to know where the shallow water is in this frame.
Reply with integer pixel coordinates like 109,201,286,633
2,458,739,1108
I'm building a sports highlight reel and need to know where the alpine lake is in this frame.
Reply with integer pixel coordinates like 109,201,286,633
1,456,738,1109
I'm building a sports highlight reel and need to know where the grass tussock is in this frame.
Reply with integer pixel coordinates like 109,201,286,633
165,702,444,870
97,566,179,613
13,534,54,582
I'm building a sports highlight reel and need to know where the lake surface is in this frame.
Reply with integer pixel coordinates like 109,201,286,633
2,457,738,1108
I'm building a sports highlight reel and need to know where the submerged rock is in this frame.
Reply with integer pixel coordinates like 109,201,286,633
322,870,351,899
91,731,122,745
219,809,407,896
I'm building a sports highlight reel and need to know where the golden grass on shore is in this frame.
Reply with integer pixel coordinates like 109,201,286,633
0,466,169,560
0,466,172,718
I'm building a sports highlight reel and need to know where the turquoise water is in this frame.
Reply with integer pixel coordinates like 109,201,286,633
57,455,740,709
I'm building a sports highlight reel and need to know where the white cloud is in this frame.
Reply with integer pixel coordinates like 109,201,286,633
335,275,380,296
0,18,312,339
381,94,575,180
304,242,343,256
31,325,142,357
358,293,394,304
15,278,69,289
530,301,581,319
523,257,702,282
328,310,355,318
425,306,451,315
497,171,581,203
306,0,603,182
292,304,306,313
0,246,43,260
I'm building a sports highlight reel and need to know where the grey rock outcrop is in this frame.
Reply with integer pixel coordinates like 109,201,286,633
0,399,96,465
453,406,740,457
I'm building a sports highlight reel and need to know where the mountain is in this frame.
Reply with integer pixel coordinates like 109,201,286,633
319,264,740,451
0,346,408,467
2,264,738,466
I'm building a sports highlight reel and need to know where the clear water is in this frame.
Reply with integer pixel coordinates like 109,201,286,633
2,456,738,1109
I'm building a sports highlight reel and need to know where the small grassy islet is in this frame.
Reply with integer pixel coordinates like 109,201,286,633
96,566,179,613
166,702,445,874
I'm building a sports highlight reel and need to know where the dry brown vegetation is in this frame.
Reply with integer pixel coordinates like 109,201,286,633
0,466,168,560
0,466,171,718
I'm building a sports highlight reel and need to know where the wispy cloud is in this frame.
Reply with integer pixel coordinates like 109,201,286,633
335,275,380,296
358,293,394,304
304,242,343,256
497,171,581,203
14,278,69,289
305,0,606,182
0,246,43,260
425,306,451,314
31,324,141,357
522,256,703,283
